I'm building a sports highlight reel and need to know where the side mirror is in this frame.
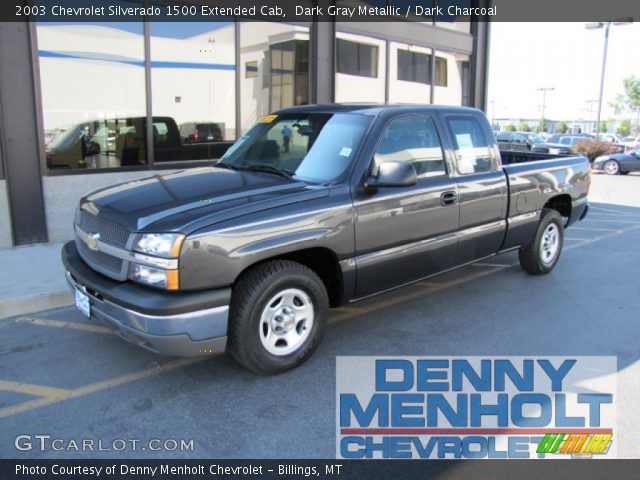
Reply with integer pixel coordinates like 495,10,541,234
366,161,417,188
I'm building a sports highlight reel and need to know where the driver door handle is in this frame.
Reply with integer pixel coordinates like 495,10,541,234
440,191,458,206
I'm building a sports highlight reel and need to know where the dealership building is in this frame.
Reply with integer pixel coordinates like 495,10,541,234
0,1,489,249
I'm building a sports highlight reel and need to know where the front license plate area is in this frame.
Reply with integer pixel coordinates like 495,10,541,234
75,288,91,318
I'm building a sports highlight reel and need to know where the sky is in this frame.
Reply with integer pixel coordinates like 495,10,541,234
487,22,640,123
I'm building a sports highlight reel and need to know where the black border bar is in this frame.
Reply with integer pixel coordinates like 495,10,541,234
2,0,639,22
2,459,640,480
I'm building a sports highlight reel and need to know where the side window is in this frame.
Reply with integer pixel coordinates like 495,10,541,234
447,117,494,175
496,133,511,142
374,115,447,179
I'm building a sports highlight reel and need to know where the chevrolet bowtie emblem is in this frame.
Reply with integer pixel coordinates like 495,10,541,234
86,232,100,251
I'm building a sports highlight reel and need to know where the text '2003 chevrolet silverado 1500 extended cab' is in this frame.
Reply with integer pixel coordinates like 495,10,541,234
62,105,590,374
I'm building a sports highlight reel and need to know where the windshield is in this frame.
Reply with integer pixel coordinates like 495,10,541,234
218,113,372,183
526,134,544,144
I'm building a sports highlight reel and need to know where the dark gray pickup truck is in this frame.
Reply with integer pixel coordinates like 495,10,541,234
62,105,590,374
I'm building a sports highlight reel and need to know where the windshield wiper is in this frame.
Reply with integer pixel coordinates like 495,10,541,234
214,162,240,170
241,164,295,179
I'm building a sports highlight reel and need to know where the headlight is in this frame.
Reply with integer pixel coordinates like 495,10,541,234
129,233,184,290
133,233,184,258
129,264,179,290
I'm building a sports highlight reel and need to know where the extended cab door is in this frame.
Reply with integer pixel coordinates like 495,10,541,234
443,115,508,264
353,114,459,298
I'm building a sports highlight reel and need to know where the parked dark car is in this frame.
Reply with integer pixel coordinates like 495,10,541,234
592,149,640,175
180,122,224,144
62,104,589,374
496,131,545,152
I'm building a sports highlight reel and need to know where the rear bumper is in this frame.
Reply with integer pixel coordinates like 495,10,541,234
62,241,230,357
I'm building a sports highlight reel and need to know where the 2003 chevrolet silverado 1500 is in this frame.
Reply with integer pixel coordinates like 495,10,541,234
62,105,590,374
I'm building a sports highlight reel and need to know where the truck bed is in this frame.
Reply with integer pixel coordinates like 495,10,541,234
500,150,575,165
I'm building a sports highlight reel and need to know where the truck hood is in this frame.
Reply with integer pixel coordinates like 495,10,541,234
79,167,329,233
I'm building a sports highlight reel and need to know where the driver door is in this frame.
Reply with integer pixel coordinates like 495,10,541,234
353,114,459,298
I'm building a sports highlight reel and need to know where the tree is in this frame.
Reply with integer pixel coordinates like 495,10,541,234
556,121,568,134
599,120,608,133
617,119,631,137
611,75,640,130
518,123,531,132
504,123,516,132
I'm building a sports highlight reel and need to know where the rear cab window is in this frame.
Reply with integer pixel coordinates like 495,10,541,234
446,116,497,175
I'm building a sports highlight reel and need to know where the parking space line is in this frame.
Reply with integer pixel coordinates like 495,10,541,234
571,227,623,232
590,205,634,215
14,316,112,335
0,357,205,420
590,206,637,215
583,219,640,224
0,381,71,399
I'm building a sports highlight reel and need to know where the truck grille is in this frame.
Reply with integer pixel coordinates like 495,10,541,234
77,239,124,277
76,210,131,281
78,210,130,247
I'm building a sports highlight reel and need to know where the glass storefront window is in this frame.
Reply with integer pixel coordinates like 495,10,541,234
149,21,237,163
37,12,146,170
239,23,310,134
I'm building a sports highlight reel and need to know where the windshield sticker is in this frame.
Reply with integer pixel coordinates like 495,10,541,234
455,133,474,150
258,114,278,123
339,147,352,157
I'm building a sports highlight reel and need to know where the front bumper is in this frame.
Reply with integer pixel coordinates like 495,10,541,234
62,241,230,357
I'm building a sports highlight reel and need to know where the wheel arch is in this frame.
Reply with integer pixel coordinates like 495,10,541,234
233,247,345,308
544,194,572,221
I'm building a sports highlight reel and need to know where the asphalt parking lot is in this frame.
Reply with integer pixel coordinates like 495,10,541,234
1,173,639,459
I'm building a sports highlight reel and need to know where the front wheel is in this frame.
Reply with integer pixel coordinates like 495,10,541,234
228,260,328,374
604,160,620,175
519,209,564,275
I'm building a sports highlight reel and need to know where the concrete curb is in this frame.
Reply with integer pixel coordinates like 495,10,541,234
0,290,73,321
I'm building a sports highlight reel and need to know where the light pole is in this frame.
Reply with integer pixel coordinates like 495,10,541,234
585,99,598,134
537,87,554,133
585,19,633,136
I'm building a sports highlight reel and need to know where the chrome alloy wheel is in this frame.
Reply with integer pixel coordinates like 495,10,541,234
259,288,315,356
540,223,560,266
604,160,619,175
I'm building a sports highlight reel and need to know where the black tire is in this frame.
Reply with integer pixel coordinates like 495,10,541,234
519,208,564,275
604,160,620,175
228,260,328,374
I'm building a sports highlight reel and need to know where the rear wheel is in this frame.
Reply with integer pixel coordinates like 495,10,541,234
604,160,620,175
519,209,564,275
228,260,328,374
